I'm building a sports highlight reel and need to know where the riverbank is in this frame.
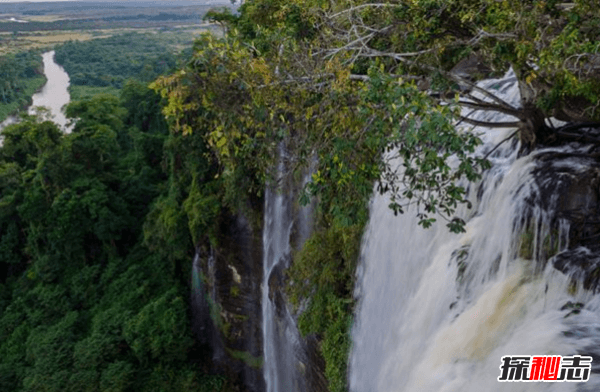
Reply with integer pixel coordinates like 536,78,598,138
0,75,47,123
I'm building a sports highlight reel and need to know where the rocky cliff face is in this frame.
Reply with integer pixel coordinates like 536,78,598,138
192,211,265,392
192,174,328,392
511,133,600,294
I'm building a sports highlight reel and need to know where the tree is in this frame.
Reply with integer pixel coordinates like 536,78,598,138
154,13,481,231
317,0,600,145
156,0,600,231
0,89,223,392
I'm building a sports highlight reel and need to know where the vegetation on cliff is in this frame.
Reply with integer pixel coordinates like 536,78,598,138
155,1,600,391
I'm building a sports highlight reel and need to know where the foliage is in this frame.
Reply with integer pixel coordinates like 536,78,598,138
6,2,598,392
69,85,120,102
172,0,600,231
151,3,503,391
0,86,224,391
0,50,45,122
54,32,183,89
153,27,487,232
316,0,600,132
288,224,363,392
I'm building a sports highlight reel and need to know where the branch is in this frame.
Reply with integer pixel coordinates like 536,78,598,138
555,131,600,145
338,47,519,112
482,130,519,160
468,28,517,46
455,99,521,118
446,72,519,111
328,3,401,19
351,47,435,61
557,122,600,134
458,116,521,129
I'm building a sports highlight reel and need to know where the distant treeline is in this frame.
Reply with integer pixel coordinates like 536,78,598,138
103,12,195,22
0,17,203,33
2,1,213,14
54,33,182,89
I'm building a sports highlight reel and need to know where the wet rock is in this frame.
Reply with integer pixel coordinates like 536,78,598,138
267,260,288,318
560,301,584,318
528,132,600,291
450,54,493,85
552,247,600,292
192,184,327,392
194,211,265,392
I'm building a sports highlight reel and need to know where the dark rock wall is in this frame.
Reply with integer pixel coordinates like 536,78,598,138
193,211,265,392
192,195,328,392
530,143,600,291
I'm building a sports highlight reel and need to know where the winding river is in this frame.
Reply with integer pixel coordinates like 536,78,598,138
0,50,71,132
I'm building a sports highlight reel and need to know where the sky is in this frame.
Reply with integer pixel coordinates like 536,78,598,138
0,0,229,2
0,1,223,2
0,0,232,3
0,1,75,2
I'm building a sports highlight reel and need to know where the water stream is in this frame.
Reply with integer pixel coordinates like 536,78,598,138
29,50,71,130
262,147,312,392
350,71,600,391
0,50,71,132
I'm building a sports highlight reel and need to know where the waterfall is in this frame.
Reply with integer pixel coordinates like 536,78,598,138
262,147,307,392
350,71,600,391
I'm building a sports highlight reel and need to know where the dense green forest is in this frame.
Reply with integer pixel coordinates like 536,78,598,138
2,1,600,392
0,83,227,392
0,51,45,122
54,32,190,100
0,27,238,391
0,1,221,34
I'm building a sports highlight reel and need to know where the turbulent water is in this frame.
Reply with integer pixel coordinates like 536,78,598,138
262,147,307,392
350,71,600,391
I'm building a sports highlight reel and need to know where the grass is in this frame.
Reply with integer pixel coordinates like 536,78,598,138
0,26,212,55
69,85,120,101
0,75,46,123
24,32,93,43
0,31,94,55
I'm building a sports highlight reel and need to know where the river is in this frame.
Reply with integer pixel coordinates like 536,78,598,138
0,50,71,132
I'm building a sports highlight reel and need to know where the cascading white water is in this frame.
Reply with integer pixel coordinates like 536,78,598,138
262,147,307,392
350,71,600,391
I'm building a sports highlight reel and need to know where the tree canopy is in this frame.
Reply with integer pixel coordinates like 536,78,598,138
0,85,224,392
152,3,600,390
160,0,600,232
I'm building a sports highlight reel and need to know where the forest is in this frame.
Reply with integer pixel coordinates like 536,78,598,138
54,32,190,99
2,0,600,392
0,84,228,391
0,30,228,392
0,1,228,33
0,51,45,122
